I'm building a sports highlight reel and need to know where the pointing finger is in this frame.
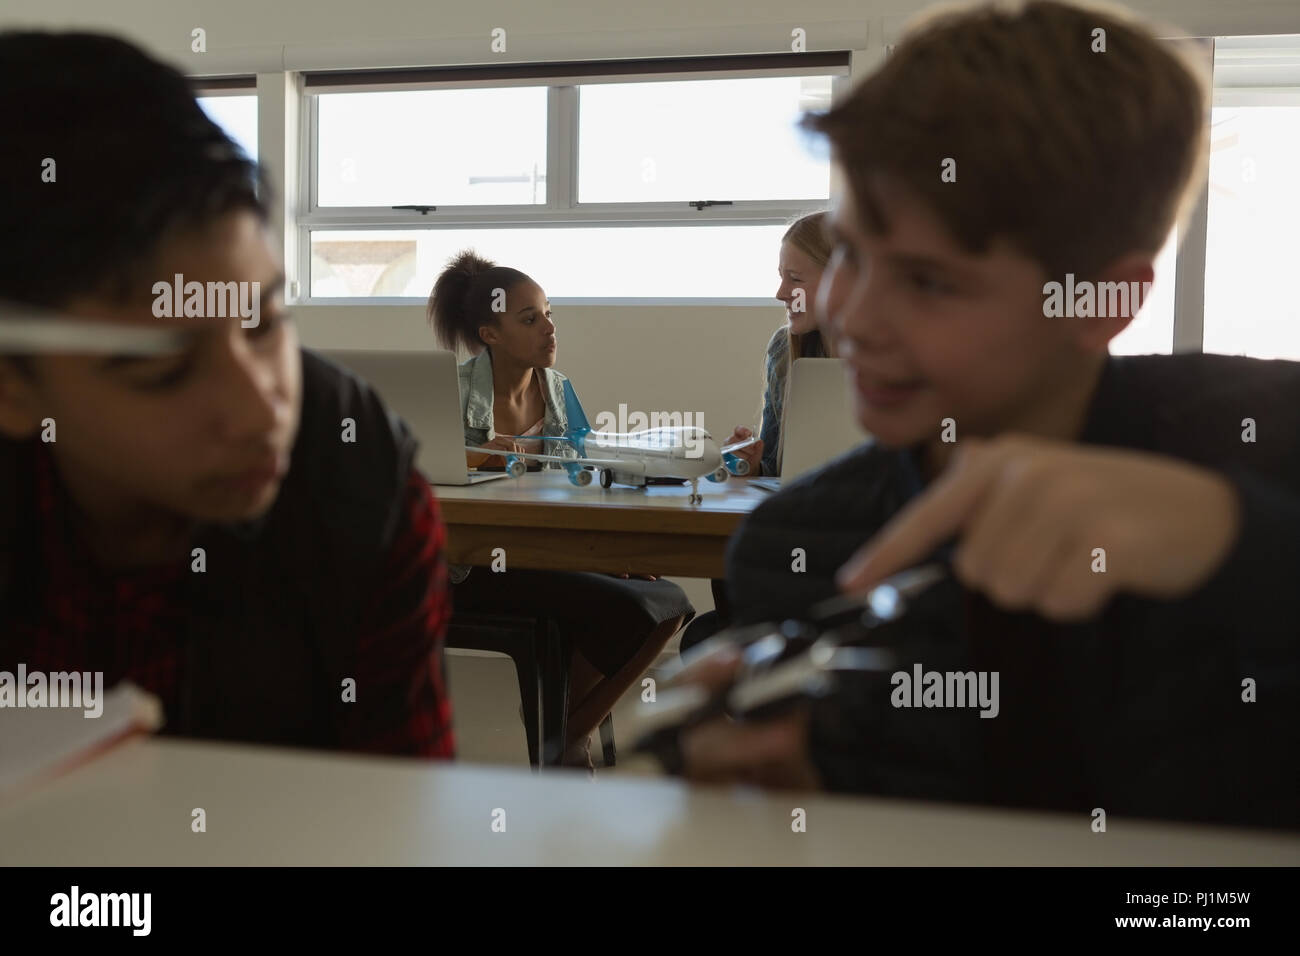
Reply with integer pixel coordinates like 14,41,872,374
837,439,1002,592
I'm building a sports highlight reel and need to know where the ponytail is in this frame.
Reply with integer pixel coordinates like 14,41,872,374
427,249,532,354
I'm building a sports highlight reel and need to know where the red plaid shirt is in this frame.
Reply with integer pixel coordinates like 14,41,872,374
9,444,454,758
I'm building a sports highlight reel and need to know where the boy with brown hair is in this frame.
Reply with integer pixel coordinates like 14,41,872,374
680,0,1299,829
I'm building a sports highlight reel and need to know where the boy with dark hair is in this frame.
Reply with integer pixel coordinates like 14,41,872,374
680,0,1299,829
0,32,454,757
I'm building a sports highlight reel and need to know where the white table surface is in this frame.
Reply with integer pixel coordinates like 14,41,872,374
1,738,1295,866
432,469,769,513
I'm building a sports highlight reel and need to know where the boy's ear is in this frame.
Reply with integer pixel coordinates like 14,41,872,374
1072,253,1157,352
0,358,46,439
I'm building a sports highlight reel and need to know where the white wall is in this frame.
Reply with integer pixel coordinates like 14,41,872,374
8,1,1300,74
297,303,778,438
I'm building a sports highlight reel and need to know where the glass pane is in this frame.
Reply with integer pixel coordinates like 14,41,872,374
577,76,833,203
1203,104,1300,360
315,88,548,207
197,94,257,163
310,224,792,298
1108,227,1177,355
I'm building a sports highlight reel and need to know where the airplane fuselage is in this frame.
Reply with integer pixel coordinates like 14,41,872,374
585,427,723,482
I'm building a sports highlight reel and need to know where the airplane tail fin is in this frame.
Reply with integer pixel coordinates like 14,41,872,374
561,379,591,458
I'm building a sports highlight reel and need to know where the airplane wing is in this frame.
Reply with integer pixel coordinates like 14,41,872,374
464,446,634,469
720,436,760,455
494,434,575,442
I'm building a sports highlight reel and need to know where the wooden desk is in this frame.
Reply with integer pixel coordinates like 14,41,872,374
433,472,768,577
3,738,1295,865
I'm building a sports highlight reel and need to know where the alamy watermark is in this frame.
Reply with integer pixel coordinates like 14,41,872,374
0,664,104,717
1042,274,1152,318
592,404,708,458
152,273,259,328
890,663,999,718
50,886,150,936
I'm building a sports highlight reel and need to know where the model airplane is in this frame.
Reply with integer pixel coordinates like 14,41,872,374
466,380,758,504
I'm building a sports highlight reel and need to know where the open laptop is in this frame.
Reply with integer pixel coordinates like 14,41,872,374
325,348,511,486
749,357,868,492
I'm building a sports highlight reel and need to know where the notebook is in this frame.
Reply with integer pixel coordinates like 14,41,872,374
0,681,162,795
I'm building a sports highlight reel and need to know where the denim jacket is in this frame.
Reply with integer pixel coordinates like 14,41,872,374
451,350,574,585
458,349,572,468
757,329,788,478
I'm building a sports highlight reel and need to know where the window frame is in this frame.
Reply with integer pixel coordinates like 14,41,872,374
295,54,851,305
193,76,257,94
197,37,1300,329
1176,35,1300,354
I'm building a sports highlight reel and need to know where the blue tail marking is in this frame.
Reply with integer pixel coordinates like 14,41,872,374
561,379,591,459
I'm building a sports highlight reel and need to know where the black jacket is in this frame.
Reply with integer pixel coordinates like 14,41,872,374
0,349,420,749
726,353,1300,828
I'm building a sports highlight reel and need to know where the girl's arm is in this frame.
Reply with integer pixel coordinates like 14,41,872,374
758,336,785,477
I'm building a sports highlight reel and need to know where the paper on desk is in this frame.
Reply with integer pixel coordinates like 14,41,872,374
0,682,163,795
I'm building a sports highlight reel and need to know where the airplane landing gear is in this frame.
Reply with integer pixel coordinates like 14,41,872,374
600,468,613,488
688,477,702,505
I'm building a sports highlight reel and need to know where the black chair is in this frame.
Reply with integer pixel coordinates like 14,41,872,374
446,612,615,768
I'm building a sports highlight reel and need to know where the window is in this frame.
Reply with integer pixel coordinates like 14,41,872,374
309,224,789,298
316,87,548,207
576,76,832,203
1202,102,1300,359
1109,37,1300,359
1201,35,1300,360
300,55,847,301
197,92,258,164
1108,227,1177,356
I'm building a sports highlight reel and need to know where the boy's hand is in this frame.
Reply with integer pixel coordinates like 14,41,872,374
723,426,764,475
838,436,1242,621
675,644,822,790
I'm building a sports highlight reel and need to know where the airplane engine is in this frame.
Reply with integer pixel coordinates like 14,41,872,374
567,466,593,487
505,455,527,478
722,452,750,476
705,466,729,483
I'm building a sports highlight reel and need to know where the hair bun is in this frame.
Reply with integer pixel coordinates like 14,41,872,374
448,249,495,279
